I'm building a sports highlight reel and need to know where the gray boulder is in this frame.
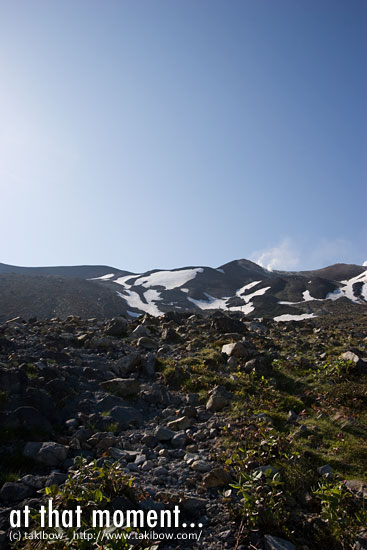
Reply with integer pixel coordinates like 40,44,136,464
105,317,128,337
100,378,140,397
221,342,247,358
23,441,69,466
203,467,232,488
0,482,33,502
206,386,233,412
167,416,191,431
137,337,156,350
113,353,141,376
109,406,143,428
154,426,175,441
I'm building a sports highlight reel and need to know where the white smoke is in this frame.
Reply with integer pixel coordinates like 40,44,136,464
252,238,300,272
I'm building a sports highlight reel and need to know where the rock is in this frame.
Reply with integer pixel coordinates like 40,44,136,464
345,479,367,500
181,405,197,418
137,337,156,350
154,426,175,441
264,535,296,550
153,466,169,477
203,467,232,488
105,317,128,337
110,448,138,462
221,342,247,358
161,327,182,344
141,460,154,471
206,394,226,412
212,316,245,334
227,356,238,368
159,449,169,457
181,496,207,514
114,353,141,376
243,356,270,376
142,383,171,405
87,432,119,449
109,406,143,428
191,460,211,472
318,464,333,478
341,351,363,368
186,393,200,406
141,434,158,447
246,320,269,334
184,452,200,465
167,416,191,431
206,386,233,412
20,474,46,490
287,410,298,423
132,325,151,338
141,352,156,377
134,454,146,466
65,418,79,430
89,336,113,350
100,378,141,397
171,431,187,448
0,482,33,502
45,472,68,486
23,442,69,466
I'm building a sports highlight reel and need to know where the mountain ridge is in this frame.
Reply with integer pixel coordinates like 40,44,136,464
0,259,366,322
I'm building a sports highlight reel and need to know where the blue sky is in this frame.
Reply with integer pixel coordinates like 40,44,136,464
0,0,366,272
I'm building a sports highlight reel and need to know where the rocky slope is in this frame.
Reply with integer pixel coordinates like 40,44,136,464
0,311,366,549
0,260,366,323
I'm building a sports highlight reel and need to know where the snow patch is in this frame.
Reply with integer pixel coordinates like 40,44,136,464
274,313,316,322
132,268,204,290
187,293,229,311
236,281,261,296
279,290,323,305
327,270,367,303
89,273,115,280
114,274,141,287
116,289,163,317
302,290,321,302
237,285,271,303
187,293,255,315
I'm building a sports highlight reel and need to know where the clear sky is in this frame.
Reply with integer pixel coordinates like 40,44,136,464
1,0,366,273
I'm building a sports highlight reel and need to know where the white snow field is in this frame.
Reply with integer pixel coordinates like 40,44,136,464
278,270,367,306
92,265,367,317
113,268,204,316
187,283,270,315
326,269,367,303
89,273,115,280
132,268,204,290
187,293,255,315
116,289,162,317
274,313,316,322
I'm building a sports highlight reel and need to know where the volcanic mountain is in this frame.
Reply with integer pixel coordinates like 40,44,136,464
0,259,366,322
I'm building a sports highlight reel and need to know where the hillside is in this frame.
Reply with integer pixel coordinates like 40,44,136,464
0,311,366,549
0,260,366,323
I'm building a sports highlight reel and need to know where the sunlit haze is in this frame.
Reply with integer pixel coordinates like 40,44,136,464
0,0,366,272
